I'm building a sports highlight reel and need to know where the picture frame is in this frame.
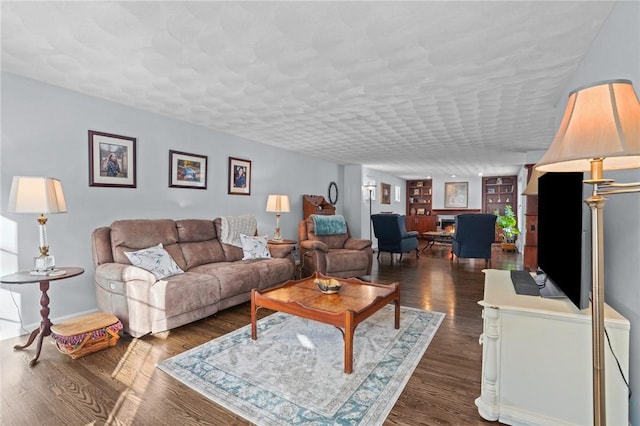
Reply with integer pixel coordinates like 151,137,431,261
228,157,251,195
444,182,468,208
89,130,136,188
381,182,391,204
417,208,425,215
169,150,207,189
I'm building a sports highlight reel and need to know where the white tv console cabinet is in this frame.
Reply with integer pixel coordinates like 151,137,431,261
476,269,630,426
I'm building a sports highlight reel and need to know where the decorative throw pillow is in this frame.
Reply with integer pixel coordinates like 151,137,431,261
240,234,272,260
124,243,184,280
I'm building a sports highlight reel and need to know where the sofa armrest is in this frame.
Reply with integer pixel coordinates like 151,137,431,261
268,243,295,258
95,263,157,285
344,238,372,250
300,240,329,253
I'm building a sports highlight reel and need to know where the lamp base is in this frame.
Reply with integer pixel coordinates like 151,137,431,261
272,227,283,241
33,255,55,273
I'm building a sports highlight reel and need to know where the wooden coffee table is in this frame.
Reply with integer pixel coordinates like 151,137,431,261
251,272,400,374
421,231,454,251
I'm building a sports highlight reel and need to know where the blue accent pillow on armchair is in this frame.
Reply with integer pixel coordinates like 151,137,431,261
312,214,347,235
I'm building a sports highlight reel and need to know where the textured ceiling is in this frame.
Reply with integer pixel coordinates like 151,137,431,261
1,1,616,179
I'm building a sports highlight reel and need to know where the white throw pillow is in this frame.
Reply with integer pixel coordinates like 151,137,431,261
240,234,272,260
124,243,184,280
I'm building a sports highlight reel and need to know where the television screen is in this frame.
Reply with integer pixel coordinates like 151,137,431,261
537,172,590,310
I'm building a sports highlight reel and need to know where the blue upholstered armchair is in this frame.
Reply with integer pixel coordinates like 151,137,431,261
450,214,497,267
371,214,419,262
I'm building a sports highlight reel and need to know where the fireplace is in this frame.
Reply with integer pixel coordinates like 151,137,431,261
437,215,456,232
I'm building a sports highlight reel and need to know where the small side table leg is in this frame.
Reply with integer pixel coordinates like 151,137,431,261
13,280,52,367
13,327,40,351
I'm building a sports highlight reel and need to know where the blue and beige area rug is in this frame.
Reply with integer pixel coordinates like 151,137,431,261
157,305,445,426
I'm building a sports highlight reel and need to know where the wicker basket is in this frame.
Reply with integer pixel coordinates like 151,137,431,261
50,312,122,359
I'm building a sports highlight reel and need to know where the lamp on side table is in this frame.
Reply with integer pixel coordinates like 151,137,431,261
7,176,67,274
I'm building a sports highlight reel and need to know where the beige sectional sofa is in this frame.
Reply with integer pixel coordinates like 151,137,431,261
91,218,295,338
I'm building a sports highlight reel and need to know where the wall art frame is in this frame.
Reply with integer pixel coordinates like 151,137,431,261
169,150,207,189
228,157,251,195
89,130,137,188
381,182,391,205
444,182,468,208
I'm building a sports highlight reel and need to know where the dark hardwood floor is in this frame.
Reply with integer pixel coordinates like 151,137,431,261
1,243,520,425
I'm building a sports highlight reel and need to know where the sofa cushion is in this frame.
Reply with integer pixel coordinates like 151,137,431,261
176,219,217,242
247,258,295,289
150,272,221,320
111,219,186,269
325,249,370,274
190,262,260,300
177,219,226,269
124,243,184,280
240,234,271,260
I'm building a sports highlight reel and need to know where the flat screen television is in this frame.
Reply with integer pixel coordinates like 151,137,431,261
537,171,591,310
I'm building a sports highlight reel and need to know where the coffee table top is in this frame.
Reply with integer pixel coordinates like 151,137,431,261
256,273,398,314
422,231,453,237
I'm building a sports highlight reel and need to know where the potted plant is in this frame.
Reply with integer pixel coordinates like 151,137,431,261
494,205,519,252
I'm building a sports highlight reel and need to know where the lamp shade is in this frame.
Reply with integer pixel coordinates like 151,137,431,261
8,176,67,214
522,169,545,196
536,79,640,172
265,195,290,213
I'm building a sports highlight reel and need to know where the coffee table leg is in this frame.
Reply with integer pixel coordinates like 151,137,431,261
344,311,355,374
394,299,400,329
250,290,258,340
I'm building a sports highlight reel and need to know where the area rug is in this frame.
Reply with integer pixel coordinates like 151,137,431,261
157,305,445,425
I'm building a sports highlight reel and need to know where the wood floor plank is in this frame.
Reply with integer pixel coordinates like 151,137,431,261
1,244,515,425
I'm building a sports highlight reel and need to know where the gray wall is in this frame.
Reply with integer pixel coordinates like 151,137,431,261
556,2,639,423
0,71,343,335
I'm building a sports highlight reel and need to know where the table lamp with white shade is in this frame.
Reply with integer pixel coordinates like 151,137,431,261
7,176,67,273
536,79,640,426
265,194,290,241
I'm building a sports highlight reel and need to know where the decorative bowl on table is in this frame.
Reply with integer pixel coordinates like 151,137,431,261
314,278,342,294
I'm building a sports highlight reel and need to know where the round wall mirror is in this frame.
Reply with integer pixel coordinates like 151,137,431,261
328,181,338,205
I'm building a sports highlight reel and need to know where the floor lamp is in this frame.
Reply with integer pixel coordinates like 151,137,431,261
536,79,640,426
364,184,376,241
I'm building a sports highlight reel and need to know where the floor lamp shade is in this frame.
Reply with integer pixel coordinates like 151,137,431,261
537,79,640,173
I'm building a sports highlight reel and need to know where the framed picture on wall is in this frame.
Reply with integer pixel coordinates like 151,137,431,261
89,130,137,188
228,157,251,195
444,182,468,208
169,150,207,189
381,182,391,204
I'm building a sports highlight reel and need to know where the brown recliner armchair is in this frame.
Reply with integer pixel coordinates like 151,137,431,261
298,214,373,279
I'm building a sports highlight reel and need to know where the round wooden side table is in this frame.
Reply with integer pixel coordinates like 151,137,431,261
1,267,84,366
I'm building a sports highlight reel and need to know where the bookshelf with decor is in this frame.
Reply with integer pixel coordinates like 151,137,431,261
482,176,517,216
482,175,518,243
406,179,437,233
